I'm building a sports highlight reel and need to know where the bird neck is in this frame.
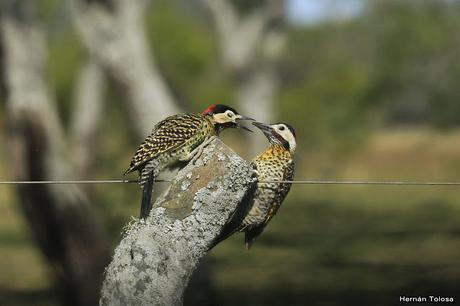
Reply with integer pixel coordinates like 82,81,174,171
258,144,292,160
270,143,291,154
202,115,220,135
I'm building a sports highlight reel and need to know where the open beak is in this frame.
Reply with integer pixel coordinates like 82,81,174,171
252,121,273,138
235,115,255,132
237,115,255,121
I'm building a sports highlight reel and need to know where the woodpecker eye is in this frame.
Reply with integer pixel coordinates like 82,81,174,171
279,125,286,131
226,110,234,118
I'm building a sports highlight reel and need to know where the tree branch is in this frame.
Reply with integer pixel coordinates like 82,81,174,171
198,0,262,72
70,0,180,136
198,0,285,74
70,58,106,179
100,138,256,306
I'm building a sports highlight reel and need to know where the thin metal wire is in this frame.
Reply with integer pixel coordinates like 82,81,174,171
0,180,153,185
259,180,460,186
1,179,460,186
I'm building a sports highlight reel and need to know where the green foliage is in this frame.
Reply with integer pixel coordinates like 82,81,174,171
27,0,460,149
364,0,460,127
280,23,375,150
3,1,460,305
37,0,60,21
146,1,234,112
279,0,460,150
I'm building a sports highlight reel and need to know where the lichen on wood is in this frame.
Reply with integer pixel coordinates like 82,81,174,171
100,138,255,306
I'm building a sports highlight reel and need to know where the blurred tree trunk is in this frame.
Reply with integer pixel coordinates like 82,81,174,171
70,0,180,137
71,59,106,180
0,1,109,305
199,0,287,155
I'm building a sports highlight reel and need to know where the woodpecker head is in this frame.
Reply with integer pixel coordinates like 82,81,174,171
201,104,254,133
252,122,297,154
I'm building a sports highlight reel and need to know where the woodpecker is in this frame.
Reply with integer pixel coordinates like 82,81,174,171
214,121,296,249
124,104,254,220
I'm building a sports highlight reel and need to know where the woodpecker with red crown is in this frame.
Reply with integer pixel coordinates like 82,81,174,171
124,104,254,220
214,121,296,249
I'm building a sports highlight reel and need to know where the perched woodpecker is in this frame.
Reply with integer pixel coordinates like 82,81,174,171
214,121,296,249
124,104,254,220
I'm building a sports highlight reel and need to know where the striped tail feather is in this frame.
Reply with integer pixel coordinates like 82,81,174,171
140,171,155,219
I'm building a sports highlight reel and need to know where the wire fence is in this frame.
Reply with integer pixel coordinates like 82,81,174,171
1,179,460,186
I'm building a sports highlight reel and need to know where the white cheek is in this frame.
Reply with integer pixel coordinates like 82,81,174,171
289,141,296,153
284,133,296,152
214,114,227,123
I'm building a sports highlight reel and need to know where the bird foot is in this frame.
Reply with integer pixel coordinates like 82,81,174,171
251,169,259,182
190,136,216,165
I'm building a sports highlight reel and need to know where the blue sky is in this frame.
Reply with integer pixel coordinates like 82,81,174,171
287,0,364,25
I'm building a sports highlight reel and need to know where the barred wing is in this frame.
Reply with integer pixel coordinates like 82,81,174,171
124,114,205,174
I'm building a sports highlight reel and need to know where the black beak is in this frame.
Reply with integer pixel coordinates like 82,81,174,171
235,115,255,132
252,121,273,138
238,115,256,121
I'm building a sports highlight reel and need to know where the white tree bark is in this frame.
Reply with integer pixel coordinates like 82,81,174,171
198,0,267,72
71,58,106,179
70,0,180,136
1,1,65,174
100,138,256,306
237,68,280,153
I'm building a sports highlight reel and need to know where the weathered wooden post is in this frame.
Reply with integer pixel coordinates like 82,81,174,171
100,138,255,306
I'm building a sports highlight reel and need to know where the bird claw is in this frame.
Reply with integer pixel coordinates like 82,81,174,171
190,136,215,165
190,151,201,165
251,169,259,182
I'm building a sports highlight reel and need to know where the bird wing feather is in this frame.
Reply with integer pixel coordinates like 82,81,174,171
263,160,295,225
244,159,294,248
124,114,205,175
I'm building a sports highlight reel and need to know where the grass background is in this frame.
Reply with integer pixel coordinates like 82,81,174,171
1,129,459,306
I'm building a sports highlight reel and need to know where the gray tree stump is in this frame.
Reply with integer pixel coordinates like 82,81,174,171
100,138,255,306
